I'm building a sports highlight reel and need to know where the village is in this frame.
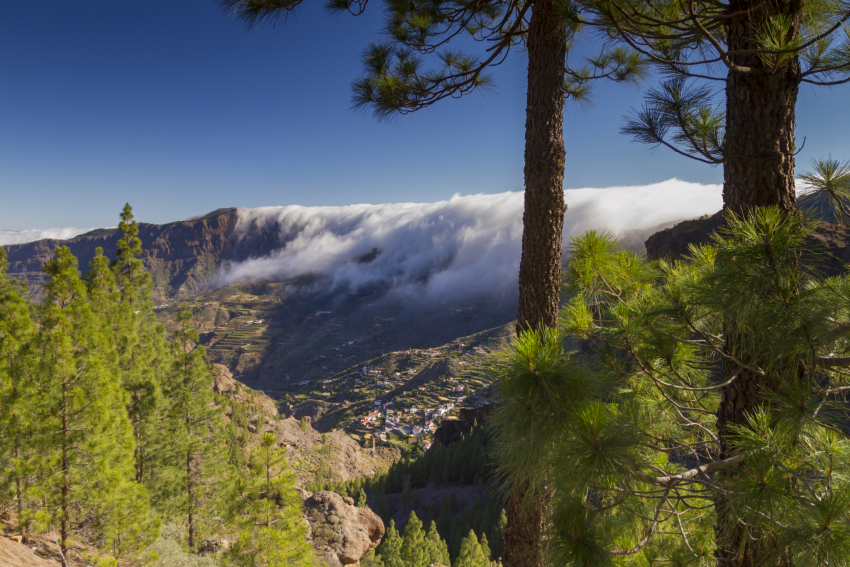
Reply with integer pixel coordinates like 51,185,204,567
317,344,498,452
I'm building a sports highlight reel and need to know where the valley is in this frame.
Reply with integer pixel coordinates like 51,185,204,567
156,278,514,452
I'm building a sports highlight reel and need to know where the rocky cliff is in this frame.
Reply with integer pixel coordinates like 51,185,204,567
645,193,850,276
1,208,287,301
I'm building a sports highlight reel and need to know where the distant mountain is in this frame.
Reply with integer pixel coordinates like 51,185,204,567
645,192,850,273
1,208,285,301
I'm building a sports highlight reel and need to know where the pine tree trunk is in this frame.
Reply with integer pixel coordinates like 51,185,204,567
714,3,802,565
722,0,801,216
516,0,568,336
187,448,195,550
14,440,23,517
61,377,69,558
505,0,568,564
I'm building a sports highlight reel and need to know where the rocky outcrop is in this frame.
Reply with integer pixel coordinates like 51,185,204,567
645,193,850,276
302,491,384,567
0,208,291,302
644,212,723,261
212,363,236,394
276,417,400,485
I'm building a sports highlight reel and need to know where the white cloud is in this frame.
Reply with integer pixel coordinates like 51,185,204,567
217,179,722,301
0,227,96,246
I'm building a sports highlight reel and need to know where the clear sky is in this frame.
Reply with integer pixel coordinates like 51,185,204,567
1,1,848,230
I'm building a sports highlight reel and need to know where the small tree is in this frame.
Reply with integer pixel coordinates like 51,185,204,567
455,530,490,567
425,520,451,566
400,511,429,567
160,305,228,550
225,432,314,566
0,249,37,518
377,520,404,567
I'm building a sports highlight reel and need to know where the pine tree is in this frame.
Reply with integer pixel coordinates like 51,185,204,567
479,533,491,563
425,521,451,566
160,305,228,550
0,249,36,518
225,432,314,566
377,520,404,567
455,530,489,567
34,246,152,557
496,209,850,565
111,205,170,485
610,0,850,218
357,487,368,507
400,511,429,567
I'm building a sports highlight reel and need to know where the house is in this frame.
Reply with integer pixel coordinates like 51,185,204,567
374,400,383,406
422,440,432,450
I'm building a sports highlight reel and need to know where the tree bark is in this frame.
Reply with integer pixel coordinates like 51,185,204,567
505,0,568,565
723,0,801,217
61,376,69,558
516,0,568,336
187,447,195,551
714,2,802,565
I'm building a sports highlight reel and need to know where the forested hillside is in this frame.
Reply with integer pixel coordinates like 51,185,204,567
0,206,314,566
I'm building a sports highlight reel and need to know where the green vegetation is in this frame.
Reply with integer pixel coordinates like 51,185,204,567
375,511,495,567
495,208,850,565
314,427,505,563
0,206,312,566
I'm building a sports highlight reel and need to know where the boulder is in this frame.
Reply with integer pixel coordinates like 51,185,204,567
212,363,235,393
303,491,384,567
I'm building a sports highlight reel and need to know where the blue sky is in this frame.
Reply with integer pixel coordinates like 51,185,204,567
1,1,847,230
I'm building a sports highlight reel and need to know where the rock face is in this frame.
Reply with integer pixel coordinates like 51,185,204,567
212,363,236,394
0,208,288,302
645,194,850,276
276,417,400,485
644,212,724,261
302,491,384,567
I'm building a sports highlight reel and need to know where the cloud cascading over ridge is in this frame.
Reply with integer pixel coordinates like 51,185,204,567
216,179,722,301
0,227,96,246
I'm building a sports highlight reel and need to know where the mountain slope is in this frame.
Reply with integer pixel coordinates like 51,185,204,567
1,208,282,301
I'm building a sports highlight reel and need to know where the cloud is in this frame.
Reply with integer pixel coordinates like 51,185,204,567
0,227,96,246
216,178,722,302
